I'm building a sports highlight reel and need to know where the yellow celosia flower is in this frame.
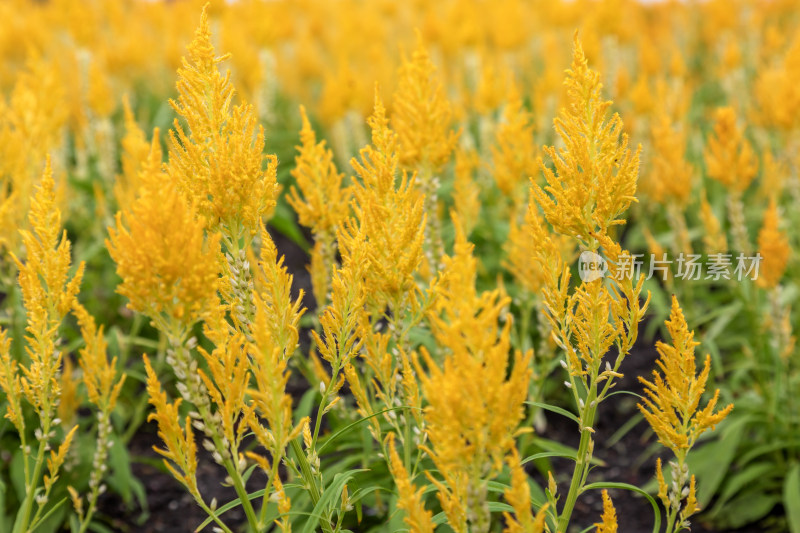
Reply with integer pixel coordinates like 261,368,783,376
114,96,153,209
386,432,435,533
143,354,199,496
452,148,481,237
639,296,733,452
106,139,220,328
534,34,640,243
704,107,757,194
756,199,789,289
503,450,549,533
648,113,693,207
755,33,800,130
345,88,426,310
699,192,728,254
72,302,126,411
287,105,350,235
168,6,279,235
594,490,618,533
392,37,459,171
491,88,538,197
417,221,532,532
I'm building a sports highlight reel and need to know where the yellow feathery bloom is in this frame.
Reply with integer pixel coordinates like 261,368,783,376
72,303,126,411
198,325,250,451
106,139,220,328
417,223,532,531
11,158,83,421
246,235,306,454
594,490,618,533
143,355,199,496
758,152,787,202
699,192,728,254
168,6,279,235
393,37,459,171
13,158,84,332
648,113,693,207
287,105,350,234
534,34,640,242
491,89,538,197
114,96,153,209
430,218,510,360
0,331,24,433
387,433,435,533
504,193,573,297
704,107,757,194
58,356,79,429
503,450,549,533
756,199,789,289
755,34,800,131
452,148,481,237
346,89,426,309
44,425,78,493
639,296,733,452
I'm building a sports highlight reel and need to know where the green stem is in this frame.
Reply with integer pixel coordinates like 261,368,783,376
16,435,47,533
290,440,335,533
557,389,598,532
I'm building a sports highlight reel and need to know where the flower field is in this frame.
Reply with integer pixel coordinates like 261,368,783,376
1,0,799,532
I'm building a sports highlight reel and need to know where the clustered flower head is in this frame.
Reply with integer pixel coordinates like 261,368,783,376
106,141,220,329
639,296,733,451
393,37,459,172
756,199,789,289
168,5,279,236
704,106,757,195
534,34,641,243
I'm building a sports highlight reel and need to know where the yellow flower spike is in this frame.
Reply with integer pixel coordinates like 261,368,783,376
534,34,640,243
648,113,693,207
57,356,79,429
72,302,126,411
288,105,350,235
0,331,24,434
143,354,199,496
503,450,549,533
44,424,78,492
756,199,789,289
251,226,306,357
699,192,728,254
639,295,733,452
197,329,251,451
491,87,538,197
114,96,153,208
704,107,757,194
393,35,459,172
594,490,618,533
168,5,279,235
346,88,426,309
387,432,435,533
655,457,669,508
452,148,481,237
106,148,220,329
13,157,84,327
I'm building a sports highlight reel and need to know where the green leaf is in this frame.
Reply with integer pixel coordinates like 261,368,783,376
709,462,773,517
521,451,576,465
300,470,365,533
194,490,267,531
581,482,660,533
525,401,580,426
784,463,800,533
